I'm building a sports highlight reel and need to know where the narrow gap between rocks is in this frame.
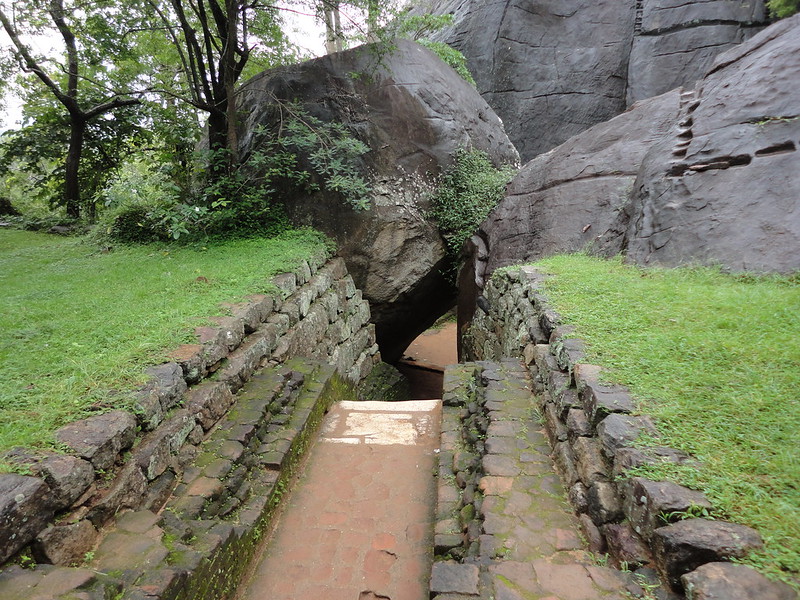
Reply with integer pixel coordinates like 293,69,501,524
393,309,458,401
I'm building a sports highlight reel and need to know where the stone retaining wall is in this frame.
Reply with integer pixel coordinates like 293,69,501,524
460,266,796,599
0,255,379,599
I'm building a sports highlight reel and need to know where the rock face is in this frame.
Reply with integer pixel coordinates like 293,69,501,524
236,39,518,361
461,14,800,301
627,0,768,105
414,0,768,162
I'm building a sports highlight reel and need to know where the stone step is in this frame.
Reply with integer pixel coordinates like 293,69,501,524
0,358,352,600
431,360,642,600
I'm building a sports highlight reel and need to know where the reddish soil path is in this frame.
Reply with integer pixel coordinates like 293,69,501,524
397,322,458,400
238,400,442,600
401,322,458,368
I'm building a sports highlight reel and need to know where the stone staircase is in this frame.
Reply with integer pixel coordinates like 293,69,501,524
430,360,660,600
0,358,353,600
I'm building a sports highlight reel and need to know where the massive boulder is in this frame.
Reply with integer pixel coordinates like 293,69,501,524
627,0,768,105
413,0,769,162
236,39,518,361
461,14,800,317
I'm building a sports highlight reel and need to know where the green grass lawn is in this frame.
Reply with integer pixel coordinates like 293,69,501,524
533,255,800,583
0,228,328,459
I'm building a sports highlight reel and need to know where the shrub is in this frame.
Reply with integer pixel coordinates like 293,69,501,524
428,148,516,277
767,0,800,17
419,40,476,86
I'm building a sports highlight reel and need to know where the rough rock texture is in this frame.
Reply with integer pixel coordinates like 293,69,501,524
236,39,518,361
413,0,768,162
0,475,57,563
54,410,137,471
627,0,768,104
652,519,764,590
614,15,800,273
681,562,798,600
460,14,800,309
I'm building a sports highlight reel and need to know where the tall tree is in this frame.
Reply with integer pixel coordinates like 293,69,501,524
0,1,147,218
146,0,289,174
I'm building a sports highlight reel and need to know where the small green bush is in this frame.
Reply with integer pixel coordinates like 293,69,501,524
767,0,800,17
419,40,476,86
428,148,516,277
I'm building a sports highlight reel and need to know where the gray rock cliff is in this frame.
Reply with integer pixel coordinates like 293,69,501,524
413,0,769,162
462,14,800,306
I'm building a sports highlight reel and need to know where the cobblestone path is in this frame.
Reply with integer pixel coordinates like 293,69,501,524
237,400,441,600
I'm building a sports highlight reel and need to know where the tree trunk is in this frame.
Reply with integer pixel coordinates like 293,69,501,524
323,2,342,54
64,113,86,219
224,0,240,166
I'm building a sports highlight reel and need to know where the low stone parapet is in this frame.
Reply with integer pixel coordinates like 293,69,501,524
460,265,796,599
0,254,379,594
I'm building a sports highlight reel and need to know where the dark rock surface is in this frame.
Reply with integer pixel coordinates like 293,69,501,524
627,0,768,104
460,14,800,308
54,410,137,471
615,15,800,273
681,562,798,600
652,518,763,590
413,0,768,162
0,474,56,563
236,39,517,361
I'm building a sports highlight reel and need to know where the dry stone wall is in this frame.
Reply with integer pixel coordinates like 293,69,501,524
0,255,379,599
460,265,797,599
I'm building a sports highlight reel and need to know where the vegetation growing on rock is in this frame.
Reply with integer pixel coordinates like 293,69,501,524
428,148,516,279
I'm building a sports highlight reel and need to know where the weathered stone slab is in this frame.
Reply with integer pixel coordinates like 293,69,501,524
184,382,234,431
0,474,56,563
622,477,713,541
587,481,624,525
681,561,797,600
602,522,652,568
55,410,137,471
33,520,99,566
543,402,568,445
32,454,94,509
573,436,611,485
168,343,206,384
553,442,580,487
86,463,148,527
565,408,592,440
597,413,658,458
653,519,763,590
430,561,480,596
613,445,695,479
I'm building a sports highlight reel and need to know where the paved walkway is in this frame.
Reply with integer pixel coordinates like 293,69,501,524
238,400,441,600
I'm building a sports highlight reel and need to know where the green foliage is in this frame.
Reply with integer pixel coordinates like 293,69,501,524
535,254,800,584
0,227,329,458
429,148,516,277
418,40,475,86
0,96,149,218
375,10,476,85
767,0,800,17
279,108,372,211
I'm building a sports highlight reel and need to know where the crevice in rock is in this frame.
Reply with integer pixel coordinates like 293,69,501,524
638,19,770,37
755,140,796,156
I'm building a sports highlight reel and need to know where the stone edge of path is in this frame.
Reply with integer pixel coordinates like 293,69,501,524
457,265,798,600
0,254,381,592
0,358,354,600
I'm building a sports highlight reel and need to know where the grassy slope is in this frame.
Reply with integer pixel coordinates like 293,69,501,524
0,229,328,457
534,255,800,581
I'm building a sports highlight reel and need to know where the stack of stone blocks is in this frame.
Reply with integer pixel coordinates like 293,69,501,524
461,265,796,599
0,254,379,599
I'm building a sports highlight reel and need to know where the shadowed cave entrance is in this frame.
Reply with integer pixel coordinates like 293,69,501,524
391,310,457,401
